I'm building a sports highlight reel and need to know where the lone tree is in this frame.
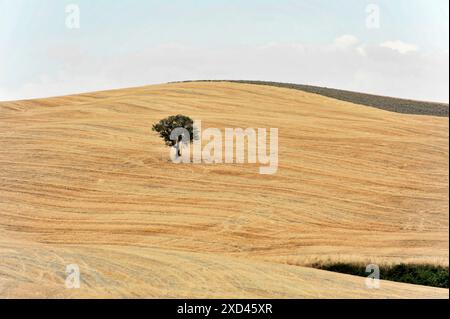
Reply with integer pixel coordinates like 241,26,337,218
152,114,196,157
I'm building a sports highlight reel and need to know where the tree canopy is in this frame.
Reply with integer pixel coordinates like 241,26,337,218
152,114,196,147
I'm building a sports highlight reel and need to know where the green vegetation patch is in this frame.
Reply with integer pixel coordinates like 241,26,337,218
312,262,449,289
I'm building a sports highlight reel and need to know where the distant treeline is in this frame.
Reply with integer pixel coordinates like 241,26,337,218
174,80,449,117
312,262,449,289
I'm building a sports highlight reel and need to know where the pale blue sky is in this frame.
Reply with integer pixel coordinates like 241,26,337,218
0,0,448,101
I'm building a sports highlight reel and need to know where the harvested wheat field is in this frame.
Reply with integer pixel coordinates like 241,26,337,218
0,81,448,298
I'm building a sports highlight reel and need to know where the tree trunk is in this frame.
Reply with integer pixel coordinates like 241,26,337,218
176,141,181,157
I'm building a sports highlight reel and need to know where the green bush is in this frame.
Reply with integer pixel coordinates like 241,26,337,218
312,262,449,288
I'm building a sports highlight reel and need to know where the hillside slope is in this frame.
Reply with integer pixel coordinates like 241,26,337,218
0,82,448,298
183,80,449,117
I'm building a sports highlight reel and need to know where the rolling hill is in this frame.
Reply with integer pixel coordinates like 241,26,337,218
0,81,448,298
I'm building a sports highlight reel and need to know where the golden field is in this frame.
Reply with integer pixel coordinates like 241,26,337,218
0,81,448,298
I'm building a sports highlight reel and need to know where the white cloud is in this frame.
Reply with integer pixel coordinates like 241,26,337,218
0,35,448,103
380,41,419,54
356,45,367,57
334,35,359,49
